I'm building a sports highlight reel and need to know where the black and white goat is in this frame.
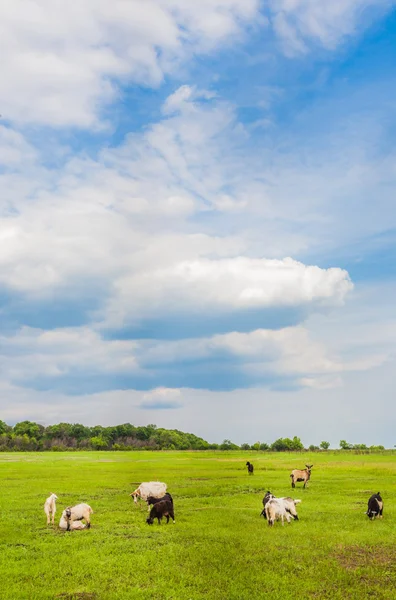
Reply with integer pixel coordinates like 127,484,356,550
261,491,301,522
366,492,383,520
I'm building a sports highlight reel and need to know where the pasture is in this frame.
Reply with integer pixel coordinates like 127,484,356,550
1,451,396,600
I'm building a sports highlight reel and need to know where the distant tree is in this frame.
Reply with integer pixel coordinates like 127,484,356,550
220,439,239,450
240,443,250,450
271,436,303,452
70,423,91,441
309,444,319,451
44,422,73,440
271,438,289,451
251,442,260,451
0,420,11,435
353,443,367,450
320,441,330,450
90,436,108,450
339,440,353,450
291,436,304,450
259,442,270,451
14,421,44,439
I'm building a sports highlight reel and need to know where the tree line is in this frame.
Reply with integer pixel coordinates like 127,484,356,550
0,421,389,452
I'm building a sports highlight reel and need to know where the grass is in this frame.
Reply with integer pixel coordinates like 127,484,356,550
1,451,396,599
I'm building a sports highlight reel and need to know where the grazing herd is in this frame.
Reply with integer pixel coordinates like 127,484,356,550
43,462,385,532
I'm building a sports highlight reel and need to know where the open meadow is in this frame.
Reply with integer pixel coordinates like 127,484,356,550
1,451,396,600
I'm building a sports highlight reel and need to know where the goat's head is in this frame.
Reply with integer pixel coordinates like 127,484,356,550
146,517,154,525
65,508,72,519
130,490,140,504
263,491,274,505
305,464,313,471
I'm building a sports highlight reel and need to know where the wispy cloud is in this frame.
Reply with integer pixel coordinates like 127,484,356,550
0,0,259,127
267,0,396,55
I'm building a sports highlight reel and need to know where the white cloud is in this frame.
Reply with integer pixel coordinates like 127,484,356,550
140,387,183,409
0,126,37,167
267,0,396,55
1,0,393,129
106,257,352,327
0,88,354,326
0,0,259,127
0,327,141,383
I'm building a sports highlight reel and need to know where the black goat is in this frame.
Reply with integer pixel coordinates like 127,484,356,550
146,499,175,525
246,461,254,475
146,492,173,508
366,492,383,520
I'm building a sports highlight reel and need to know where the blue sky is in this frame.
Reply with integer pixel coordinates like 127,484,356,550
0,0,395,446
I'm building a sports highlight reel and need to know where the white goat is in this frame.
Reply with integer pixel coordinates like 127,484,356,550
130,482,167,511
59,515,86,530
265,498,293,527
280,497,301,519
44,493,58,525
59,503,93,531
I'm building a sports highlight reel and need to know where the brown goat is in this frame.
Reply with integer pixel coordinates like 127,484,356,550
290,464,313,488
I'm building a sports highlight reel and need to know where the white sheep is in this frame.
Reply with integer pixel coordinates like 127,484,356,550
44,493,58,525
59,503,93,531
265,498,293,527
130,482,167,511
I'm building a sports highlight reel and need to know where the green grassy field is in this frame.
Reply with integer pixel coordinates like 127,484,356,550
1,451,396,600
